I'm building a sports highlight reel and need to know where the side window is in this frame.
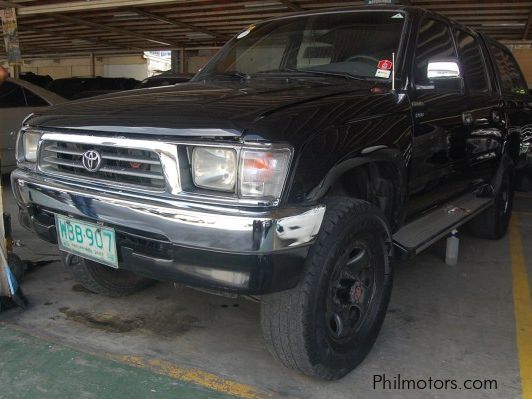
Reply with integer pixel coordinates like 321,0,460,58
414,18,458,90
489,44,527,95
0,81,26,108
23,88,48,106
455,30,489,92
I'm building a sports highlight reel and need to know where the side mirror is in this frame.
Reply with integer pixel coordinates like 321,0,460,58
427,60,461,80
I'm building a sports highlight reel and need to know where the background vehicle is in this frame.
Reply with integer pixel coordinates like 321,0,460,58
19,72,53,89
135,72,194,89
11,5,532,380
45,76,139,100
0,78,65,176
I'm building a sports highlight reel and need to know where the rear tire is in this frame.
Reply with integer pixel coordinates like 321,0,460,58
468,165,514,240
260,198,393,380
61,252,153,297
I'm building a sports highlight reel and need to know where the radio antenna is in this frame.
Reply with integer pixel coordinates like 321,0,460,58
392,52,395,92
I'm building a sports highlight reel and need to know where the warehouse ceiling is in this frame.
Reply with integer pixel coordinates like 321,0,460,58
1,0,532,57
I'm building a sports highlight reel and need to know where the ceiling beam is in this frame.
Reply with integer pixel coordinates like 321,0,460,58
524,8,532,40
6,0,181,16
0,41,58,55
279,0,302,12
0,0,18,8
2,48,151,60
18,24,144,51
129,7,230,40
48,13,182,47
421,2,532,10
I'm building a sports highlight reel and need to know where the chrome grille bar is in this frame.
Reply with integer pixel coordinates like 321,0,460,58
100,153,160,165
42,157,85,169
98,166,165,180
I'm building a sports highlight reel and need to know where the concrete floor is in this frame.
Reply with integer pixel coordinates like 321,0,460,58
1,183,530,399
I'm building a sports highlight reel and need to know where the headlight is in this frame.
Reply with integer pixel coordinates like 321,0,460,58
21,131,41,162
190,145,292,202
239,149,291,199
192,147,237,191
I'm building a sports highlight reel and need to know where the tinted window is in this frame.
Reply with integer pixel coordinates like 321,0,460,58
414,18,458,89
455,30,489,92
0,81,26,108
490,44,527,95
23,88,48,106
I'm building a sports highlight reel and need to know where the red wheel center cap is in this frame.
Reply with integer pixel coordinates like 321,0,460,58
352,285,363,302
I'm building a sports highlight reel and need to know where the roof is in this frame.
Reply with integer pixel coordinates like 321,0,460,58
0,0,531,58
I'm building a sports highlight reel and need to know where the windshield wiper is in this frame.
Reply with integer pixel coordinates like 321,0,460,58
285,68,369,81
212,70,251,80
253,68,368,81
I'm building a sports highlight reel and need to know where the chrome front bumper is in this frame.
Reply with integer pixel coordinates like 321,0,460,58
11,169,325,255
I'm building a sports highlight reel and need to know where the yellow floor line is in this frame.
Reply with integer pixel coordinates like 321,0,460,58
509,215,532,399
108,354,270,399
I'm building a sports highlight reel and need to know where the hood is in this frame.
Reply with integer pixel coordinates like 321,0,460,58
26,80,381,139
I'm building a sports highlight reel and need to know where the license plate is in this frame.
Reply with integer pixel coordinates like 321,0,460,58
56,215,118,268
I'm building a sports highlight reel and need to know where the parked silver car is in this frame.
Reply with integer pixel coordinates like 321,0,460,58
1,77,65,175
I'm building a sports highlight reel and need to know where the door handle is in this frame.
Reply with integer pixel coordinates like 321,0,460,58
462,112,474,126
491,110,501,123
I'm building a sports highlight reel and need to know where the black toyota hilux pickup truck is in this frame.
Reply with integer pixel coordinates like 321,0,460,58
12,5,532,379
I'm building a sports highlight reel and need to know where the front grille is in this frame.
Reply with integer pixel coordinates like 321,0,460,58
39,140,165,190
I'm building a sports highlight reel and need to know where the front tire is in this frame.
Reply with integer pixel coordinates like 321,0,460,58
61,252,153,297
260,198,393,380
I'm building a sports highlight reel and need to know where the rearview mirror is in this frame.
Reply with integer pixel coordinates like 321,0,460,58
427,60,461,79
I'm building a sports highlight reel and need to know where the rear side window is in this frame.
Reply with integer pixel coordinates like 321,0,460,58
23,88,48,106
455,30,489,92
489,44,527,95
0,81,26,108
414,18,458,89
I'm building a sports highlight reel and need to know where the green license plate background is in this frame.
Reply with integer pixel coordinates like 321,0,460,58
56,215,118,268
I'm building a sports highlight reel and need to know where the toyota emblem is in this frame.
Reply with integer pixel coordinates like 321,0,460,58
82,150,102,172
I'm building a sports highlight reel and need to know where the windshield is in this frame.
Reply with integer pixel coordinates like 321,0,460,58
196,11,405,82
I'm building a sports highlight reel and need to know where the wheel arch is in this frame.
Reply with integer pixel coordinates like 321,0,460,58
307,147,407,230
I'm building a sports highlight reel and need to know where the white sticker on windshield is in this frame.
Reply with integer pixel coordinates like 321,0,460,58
375,69,391,78
391,13,404,19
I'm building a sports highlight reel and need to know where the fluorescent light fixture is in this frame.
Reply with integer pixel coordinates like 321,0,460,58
482,22,526,27
71,39,91,45
186,32,215,39
113,11,138,17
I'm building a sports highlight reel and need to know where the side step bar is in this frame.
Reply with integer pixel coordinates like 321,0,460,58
393,193,493,258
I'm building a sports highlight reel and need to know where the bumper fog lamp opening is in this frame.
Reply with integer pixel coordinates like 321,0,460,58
178,264,250,288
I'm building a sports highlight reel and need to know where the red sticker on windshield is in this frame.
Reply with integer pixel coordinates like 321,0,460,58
377,60,393,70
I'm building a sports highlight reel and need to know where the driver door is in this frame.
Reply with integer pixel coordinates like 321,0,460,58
407,17,470,218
